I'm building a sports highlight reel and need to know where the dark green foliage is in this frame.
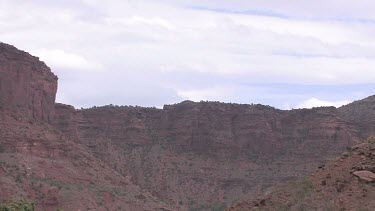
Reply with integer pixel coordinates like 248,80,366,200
296,179,314,199
191,202,227,211
211,202,226,211
0,144,4,153
273,203,289,211
0,199,35,211
15,174,22,184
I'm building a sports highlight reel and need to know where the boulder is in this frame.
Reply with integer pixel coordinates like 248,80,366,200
353,170,375,182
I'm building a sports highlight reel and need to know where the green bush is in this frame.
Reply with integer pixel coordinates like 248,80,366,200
191,202,227,211
0,144,4,153
211,202,226,211
0,199,35,211
296,179,314,199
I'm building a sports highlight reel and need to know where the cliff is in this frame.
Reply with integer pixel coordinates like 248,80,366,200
53,101,362,209
0,43,57,122
0,43,174,211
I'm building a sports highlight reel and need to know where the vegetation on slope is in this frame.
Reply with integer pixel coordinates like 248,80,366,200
0,199,35,211
228,137,375,210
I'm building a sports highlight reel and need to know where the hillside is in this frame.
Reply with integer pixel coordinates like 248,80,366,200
338,95,375,139
227,137,375,210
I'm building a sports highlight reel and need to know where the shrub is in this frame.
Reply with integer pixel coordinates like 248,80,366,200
0,199,35,211
211,202,226,211
296,179,314,199
0,144,4,153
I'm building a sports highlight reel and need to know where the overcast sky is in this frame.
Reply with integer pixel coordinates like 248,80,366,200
1,0,375,109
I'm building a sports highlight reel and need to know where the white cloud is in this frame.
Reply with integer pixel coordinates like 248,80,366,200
33,49,101,71
124,16,176,30
161,0,375,20
177,87,232,102
297,98,350,109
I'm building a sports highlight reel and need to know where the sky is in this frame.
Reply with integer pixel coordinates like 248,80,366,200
1,0,375,109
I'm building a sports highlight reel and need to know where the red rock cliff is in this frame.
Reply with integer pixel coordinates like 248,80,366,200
53,101,360,210
0,43,57,122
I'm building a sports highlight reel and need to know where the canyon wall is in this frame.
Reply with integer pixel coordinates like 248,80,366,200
0,43,57,122
52,100,363,209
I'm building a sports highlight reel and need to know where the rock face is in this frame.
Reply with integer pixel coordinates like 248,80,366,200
53,101,361,209
338,95,375,139
1,42,375,210
0,43,57,122
158,102,357,160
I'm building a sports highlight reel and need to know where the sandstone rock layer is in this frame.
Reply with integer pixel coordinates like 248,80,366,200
0,43,57,122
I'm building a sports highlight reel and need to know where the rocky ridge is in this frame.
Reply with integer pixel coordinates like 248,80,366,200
53,96,364,209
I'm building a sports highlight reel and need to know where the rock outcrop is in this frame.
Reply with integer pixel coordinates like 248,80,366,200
353,170,375,182
0,43,57,122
